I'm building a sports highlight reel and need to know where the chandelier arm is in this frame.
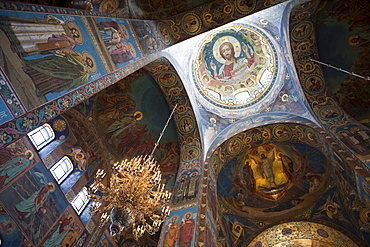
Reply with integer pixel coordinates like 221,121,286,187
150,104,178,156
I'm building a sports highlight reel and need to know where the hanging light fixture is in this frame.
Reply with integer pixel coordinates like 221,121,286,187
88,104,178,240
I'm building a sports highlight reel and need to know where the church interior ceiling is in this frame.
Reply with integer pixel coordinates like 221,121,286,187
0,0,369,246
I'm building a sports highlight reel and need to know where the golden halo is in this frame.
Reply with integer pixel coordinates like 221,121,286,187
120,25,129,39
325,203,336,212
25,150,34,160
133,111,143,120
191,171,198,177
184,212,193,219
82,51,97,73
170,215,179,222
128,43,136,58
76,152,85,160
47,182,55,192
281,94,288,102
99,0,118,13
66,21,83,44
233,223,242,231
348,35,359,46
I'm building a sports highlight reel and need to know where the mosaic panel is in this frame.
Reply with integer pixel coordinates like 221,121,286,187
193,24,279,113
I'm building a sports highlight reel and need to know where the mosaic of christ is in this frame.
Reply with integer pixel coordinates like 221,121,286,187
194,26,277,108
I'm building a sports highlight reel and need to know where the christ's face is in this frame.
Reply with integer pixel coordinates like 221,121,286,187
221,45,233,60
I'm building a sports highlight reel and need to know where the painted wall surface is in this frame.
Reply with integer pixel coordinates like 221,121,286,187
0,8,165,148
0,11,106,109
0,114,102,246
0,10,161,112
97,231,118,247
93,72,179,164
159,206,197,247
0,137,39,192
0,161,69,245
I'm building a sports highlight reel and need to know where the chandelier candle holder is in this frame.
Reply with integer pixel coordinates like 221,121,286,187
88,104,178,240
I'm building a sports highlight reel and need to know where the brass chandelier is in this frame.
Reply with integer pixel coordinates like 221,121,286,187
88,105,177,240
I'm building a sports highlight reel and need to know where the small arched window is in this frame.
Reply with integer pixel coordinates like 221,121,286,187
50,156,74,184
27,123,55,150
72,187,89,215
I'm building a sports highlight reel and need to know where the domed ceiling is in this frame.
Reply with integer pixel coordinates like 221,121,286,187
206,120,365,246
218,142,329,219
212,123,331,220
248,221,359,247
165,1,315,152
192,23,280,116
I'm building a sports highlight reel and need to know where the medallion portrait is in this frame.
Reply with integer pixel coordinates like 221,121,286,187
304,75,324,93
193,24,279,110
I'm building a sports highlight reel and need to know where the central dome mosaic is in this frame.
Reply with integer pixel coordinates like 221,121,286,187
193,24,279,110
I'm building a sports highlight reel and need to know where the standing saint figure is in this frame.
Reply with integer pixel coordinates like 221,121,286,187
174,175,187,204
278,153,294,181
104,112,142,145
23,49,94,95
178,212,195,247
0,150,34,188
185,172,199,200
4,15,82,57
43,216,74,246
163,215,180,247
14,172,55,219
210,41,255,81
251,151,276,188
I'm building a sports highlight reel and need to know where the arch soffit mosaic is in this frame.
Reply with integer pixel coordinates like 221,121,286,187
289,0,370,181
143,57,204,178
207,112,321,155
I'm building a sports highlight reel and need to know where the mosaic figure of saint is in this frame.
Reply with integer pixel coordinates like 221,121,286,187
98,21,134,64
43,216,74,246
104,112,142,145
0,150,34,188
163,216,180,247
185,172,199,200
4,15,82,57
23,49,94,95
14,172,55,219
178,213,195,247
